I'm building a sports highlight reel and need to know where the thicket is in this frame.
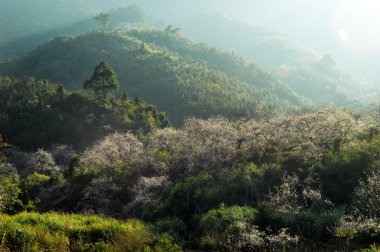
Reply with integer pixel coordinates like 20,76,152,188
1,105,380,250
0,76,169,150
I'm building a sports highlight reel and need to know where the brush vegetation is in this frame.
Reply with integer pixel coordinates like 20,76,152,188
0,212,180,252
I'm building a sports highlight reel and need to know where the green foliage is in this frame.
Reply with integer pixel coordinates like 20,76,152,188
129,29,302,104
316,142,374,204
198,205,259,250
250,163,284,201
159,175,223,221
0,75,379,250
155,217,188,245
0,76,168,149
362,244,380,252
0,212,181,252
21,173,51,210
0,162,23,213
272,209,343,241
23,174,50,192
2,30,301,125
198,205,258,235
2,3,380,251
84,61,119,98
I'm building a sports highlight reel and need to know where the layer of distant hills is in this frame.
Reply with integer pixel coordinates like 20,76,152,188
1,1,378,125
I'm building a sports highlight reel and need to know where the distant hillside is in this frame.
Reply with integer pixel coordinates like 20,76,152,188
128,30,300,103
275,55,376,106
175,13,379,106
0,0,94,46
1,30,302,125
0,5,157,59
176,13,315,69
2,2,377,107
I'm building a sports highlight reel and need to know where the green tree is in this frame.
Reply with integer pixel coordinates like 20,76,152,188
95,12,110,30
84,62,119,99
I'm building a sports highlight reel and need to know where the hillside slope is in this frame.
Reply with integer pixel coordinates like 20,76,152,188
175,13,379,106
0,5,157,59
1,30,302,125
2,2,377,107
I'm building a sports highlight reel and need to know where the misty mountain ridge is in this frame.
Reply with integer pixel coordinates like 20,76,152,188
1,29,304,125
1,3,377,109
2,0,380,84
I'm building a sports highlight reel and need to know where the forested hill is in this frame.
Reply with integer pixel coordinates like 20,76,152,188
173,13,379,106
1,30,302,125
2,2,380,251
0,5,156,58
1,2,377,107
0,76,169,150
0,0,94,46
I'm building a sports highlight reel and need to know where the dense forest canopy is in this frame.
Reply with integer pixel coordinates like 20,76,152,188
1,1,380,251
0,75,169,150
1,30,302,125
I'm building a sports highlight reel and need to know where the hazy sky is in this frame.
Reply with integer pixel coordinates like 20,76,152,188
199,0,380,81
334,0,380,52
209,0,380,53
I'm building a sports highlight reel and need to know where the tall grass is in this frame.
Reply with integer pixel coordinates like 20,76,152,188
0,212,181,252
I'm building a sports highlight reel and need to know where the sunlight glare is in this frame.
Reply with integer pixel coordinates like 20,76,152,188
338,29,349,42
335,0,380,51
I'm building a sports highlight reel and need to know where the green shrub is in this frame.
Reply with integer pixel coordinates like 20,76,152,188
155,217,187,245
199,205,258,235
0,163,23,213
159,175,224,220
198,205,259,250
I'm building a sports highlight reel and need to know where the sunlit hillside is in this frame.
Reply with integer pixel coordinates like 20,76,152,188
1,1,380,251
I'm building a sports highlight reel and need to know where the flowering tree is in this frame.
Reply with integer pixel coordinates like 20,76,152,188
353,170,380,218
27,149,58,175
81,132,143,173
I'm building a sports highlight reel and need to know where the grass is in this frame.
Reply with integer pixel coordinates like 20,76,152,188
0,212,181,252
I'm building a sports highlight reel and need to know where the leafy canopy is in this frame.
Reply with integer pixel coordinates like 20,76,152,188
84,61,119,99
